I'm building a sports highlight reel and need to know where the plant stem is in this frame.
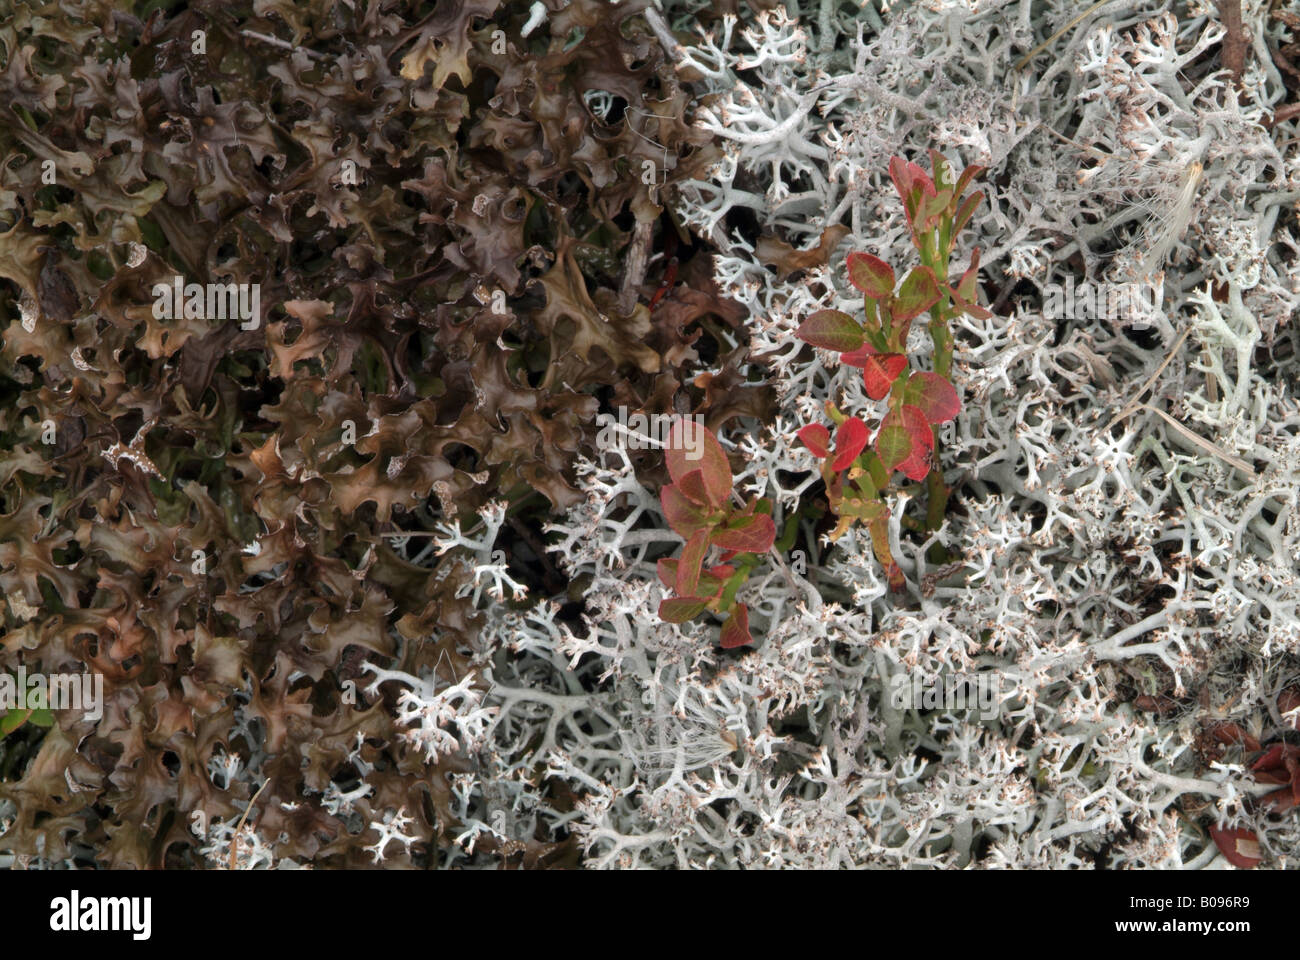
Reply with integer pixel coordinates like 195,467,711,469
919,221,957,539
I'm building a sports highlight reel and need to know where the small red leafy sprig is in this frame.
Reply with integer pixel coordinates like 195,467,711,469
656,419,776,648
1248,740,1300,813
1200,690,1300,868
1209,826,1263,869
1202,730,1294,868
792,152,987,590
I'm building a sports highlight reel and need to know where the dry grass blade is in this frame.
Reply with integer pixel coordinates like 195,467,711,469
1099,326,1192,433
227,778,271,871
1015,0,1120,71
1138,403,1257,477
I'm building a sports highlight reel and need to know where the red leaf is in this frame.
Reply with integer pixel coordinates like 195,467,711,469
873,412,914,474
843,337,892,367
1209,826,1262,868
1261,786,1299,813
904,372,961,425
953,190,984,236
897,448,932,484
675,468,711,505
707,564,736,580
831,417,869,471
719,604,754,649
648,256,679,311
896,405,934,481
676,529,709,598
892,266,941,321
839,345,873,367
1251,768,1292,786
845,252,894,299
862,352,908,400
712,513,776,554
666,419,731,506
797,424,831,458
954,163,986,199
889,156,932,195
1250,743,1299,773
1207,722,1262,752
659,596,708,624
795,309,864,353
889,156,935,226
661,484,711,537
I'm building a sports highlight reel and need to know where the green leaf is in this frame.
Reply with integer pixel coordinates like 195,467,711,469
661,484,712,537
892,267,941,321
659,597,708,623
0,709,31,738
695,566,730,599
676,529,709,597
717,558,756,610
795,309,864,353
920,187,953,224
711,513,776,554
874,413,914,474
719,604,754,649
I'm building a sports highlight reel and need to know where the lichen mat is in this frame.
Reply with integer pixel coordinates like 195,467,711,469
0,0,1297,871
